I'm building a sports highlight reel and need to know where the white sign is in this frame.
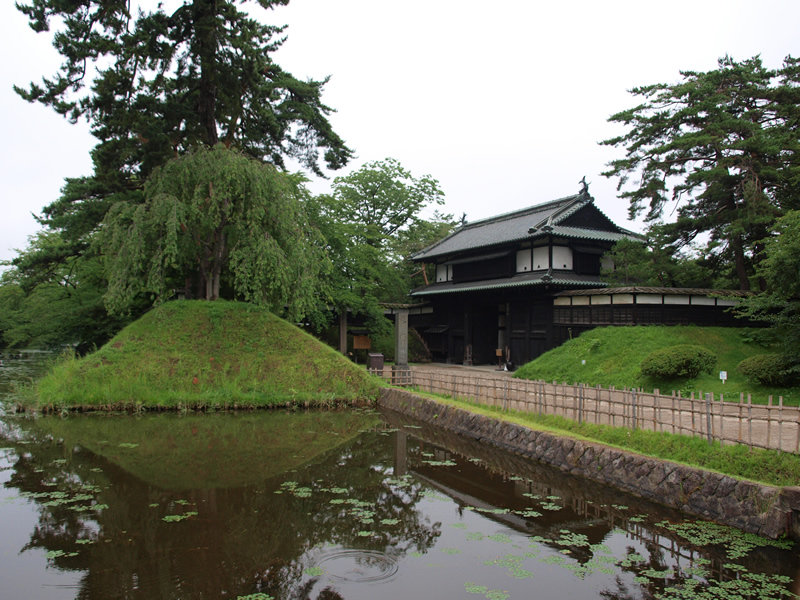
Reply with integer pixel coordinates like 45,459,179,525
720,371,728,383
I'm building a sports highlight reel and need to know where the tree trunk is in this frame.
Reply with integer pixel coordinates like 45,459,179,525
210,232,226,300
730,233,751,291
194,0,219,146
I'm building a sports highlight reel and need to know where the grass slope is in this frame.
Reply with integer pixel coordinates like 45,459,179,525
514,326,797,405
29,300,381,410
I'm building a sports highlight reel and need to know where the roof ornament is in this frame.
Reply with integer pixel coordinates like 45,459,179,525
579,176,589,196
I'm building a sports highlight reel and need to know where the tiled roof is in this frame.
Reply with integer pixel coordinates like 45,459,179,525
411,194,584,261
411,192,636,261
541,226,637,243
411,271,603,297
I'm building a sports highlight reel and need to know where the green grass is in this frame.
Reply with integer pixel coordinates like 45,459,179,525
513,326,798,405
24,300,382,411
416,392,800,488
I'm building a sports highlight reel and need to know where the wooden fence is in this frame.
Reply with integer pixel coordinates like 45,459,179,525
372,367,800,454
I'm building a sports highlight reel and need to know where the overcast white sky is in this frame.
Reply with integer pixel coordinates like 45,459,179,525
2,0,800,267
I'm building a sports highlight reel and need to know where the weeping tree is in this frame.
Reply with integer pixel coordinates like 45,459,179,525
98,145,329,321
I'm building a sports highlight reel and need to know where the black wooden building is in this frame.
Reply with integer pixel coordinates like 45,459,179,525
409,189,640,365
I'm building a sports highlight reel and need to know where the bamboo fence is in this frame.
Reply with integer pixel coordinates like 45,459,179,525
372,366,800,454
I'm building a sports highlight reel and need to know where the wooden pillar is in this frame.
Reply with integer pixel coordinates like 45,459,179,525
339,308,347,355
394,308,409,367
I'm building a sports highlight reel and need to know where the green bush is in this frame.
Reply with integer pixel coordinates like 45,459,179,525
640,344,717,379
737,354,796,386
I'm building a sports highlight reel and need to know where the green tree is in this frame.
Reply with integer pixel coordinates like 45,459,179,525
15,0,351,182
98,145,328,321
736,210,800,363
309,158,447,334
602,228,713,288
10,0,351,346
0,232,135,351
601,55,800,291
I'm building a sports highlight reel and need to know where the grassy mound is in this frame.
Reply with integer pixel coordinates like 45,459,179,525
27,300,381,411
513,326,798,405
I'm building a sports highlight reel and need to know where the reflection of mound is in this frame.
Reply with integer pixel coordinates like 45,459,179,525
31,410,381,490
314,549,399,583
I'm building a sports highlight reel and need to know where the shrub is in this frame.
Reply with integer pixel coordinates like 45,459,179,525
640,345,717,379
737,354,796,386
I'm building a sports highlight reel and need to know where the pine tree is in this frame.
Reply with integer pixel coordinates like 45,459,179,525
14,0,352,248
602,55,800,290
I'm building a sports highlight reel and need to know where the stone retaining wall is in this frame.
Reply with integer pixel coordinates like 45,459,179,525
379,387,800,540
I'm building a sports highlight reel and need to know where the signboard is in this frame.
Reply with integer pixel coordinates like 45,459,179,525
719,371,727,383
353,335,371,350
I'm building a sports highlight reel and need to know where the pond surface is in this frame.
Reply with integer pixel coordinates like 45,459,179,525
0,358,799,599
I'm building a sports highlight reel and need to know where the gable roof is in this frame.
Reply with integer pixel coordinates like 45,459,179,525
411,192,638,262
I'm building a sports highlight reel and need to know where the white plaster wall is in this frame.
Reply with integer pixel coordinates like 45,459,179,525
533,246,549,270
516,249,532,273
552,246,573,270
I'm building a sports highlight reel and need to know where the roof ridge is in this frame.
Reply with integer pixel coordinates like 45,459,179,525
459,193,582,229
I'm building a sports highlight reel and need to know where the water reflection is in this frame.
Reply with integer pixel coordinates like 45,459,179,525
0,406,797,599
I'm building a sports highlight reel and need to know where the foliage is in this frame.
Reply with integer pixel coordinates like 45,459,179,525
14,0,351,181
512,326,797,404
25,300,381,410
602,230,714,288
602,55,800,290
640,345,717,379
737,354,796,387
97,145,328,320
736,210,800,365
0,232,138,350
309,158,450,335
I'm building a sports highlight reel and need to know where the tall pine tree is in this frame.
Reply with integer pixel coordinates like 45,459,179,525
602,55,800,290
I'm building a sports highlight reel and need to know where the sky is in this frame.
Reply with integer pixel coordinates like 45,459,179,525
2,0,800,268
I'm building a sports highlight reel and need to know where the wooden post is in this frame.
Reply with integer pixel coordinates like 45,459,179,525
705,393,713,446
338,308,348,355
767,395,773,450
738,393,744,443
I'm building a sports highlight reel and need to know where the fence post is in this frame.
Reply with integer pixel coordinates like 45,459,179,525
767,395,773,449
578,383,584,424
653,389,659,432
632,389,637,431
705,393,713,446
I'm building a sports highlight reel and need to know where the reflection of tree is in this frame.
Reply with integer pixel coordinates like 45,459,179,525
1,414,441,599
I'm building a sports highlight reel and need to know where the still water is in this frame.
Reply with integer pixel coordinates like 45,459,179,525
0,356,799,599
